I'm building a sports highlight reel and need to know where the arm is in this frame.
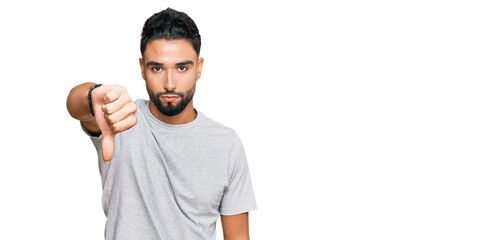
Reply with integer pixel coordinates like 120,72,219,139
221,212,250,240
66,82,101,134
66,82,137,160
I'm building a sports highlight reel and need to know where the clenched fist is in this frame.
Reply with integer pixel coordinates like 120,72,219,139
91,85,137,161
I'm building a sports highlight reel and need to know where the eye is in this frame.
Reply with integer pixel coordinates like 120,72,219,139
152,67,162,72
178,66,188,72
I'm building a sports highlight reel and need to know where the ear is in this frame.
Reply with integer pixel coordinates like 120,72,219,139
196,57,204,80
139,57,146,80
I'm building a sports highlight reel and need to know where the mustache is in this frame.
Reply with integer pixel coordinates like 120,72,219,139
155,91,184,98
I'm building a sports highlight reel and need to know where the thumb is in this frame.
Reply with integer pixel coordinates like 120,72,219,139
102,132,116,161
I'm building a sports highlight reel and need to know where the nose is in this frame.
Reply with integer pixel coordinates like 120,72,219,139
164,69,176,91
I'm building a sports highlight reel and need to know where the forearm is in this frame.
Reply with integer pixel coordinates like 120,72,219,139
66,82,100,133
224,236,249,240
67,82,96,121
221,213,250,240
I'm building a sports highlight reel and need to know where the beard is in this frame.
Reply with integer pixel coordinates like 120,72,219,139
147,83,196,117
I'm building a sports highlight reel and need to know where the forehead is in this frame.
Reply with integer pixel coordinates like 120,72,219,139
143,39,197,63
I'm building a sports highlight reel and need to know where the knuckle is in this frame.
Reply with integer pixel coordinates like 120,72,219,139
102,105,110,114
106,91,118,102
112,123,121,132
107,114,117,124
126,117,137,130
130,103,137,113
104,114,112,122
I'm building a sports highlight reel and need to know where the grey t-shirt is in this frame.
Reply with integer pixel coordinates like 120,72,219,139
84,99,257,240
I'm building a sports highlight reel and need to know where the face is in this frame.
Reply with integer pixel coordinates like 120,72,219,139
140,39,204,117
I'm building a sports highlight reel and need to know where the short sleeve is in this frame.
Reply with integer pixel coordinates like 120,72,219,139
219,134,257,215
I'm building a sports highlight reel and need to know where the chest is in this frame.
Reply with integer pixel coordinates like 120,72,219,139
109,130,231,213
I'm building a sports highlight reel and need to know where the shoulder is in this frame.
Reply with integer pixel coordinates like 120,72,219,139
134,99,149,111
192,112,247,157
196,111,240,139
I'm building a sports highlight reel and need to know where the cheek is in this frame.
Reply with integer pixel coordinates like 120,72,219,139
181,76,197,88
144,75,162,92
176,71,196,82
145,72,164,83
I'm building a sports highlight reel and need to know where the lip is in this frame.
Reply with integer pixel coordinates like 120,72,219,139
161,95,179,102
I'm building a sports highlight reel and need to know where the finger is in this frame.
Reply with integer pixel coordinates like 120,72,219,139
110,114,137,133
105,102,137,125
102,90,131,115
102,132,116,162
103,87,121,104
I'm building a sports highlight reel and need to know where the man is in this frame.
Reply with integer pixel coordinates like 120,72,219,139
66,8,257,240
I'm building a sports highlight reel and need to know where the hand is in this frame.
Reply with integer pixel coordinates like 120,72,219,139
91,85,137,161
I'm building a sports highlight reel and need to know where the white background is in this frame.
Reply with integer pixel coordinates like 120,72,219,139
0,0,502,239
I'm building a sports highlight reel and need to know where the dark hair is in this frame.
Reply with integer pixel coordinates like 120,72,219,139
140,8,201,56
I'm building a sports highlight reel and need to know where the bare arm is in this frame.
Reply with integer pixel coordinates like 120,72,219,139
66,82,101,134
66,82,137,160
221,212,250,240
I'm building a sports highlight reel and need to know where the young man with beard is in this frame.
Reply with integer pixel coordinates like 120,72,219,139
66,8,257,240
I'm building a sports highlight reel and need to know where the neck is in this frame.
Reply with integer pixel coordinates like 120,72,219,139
148,100,197,125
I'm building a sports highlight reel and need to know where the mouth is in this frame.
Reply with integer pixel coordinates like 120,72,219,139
160,94,179,102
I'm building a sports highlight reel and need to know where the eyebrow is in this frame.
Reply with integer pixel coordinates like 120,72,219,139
145,60,194,67
176,60,194,66
146,61,163,66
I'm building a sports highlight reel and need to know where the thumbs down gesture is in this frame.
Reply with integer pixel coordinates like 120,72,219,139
90,85,137,161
